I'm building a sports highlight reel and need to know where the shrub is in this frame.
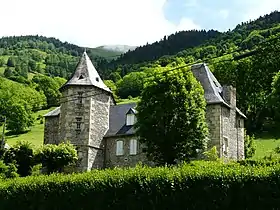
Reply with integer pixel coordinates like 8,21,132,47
35,142,78,174
0,161,18,179
203,146,219,161
3,141,34,177
31,164,42,176
0,162,280,209
238,158,280,166
244,132,256,158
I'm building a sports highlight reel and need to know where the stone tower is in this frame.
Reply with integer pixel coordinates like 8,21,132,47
59,52,115,171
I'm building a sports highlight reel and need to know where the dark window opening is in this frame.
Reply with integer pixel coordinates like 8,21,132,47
96,77,99,82
78,92,83,104
76,117,82,122
76,122,81,129
78,75,84,80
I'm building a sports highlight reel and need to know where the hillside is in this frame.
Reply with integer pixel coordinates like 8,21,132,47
103,11,280,76
1,10,280,153
0,35,125,82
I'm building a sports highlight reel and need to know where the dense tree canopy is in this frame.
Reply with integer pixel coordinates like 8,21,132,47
0,78,46,133
32,75,66,107
135,67,208,165
116,72,147,98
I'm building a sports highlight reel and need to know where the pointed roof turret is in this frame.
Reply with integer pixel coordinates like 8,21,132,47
60,51,111,92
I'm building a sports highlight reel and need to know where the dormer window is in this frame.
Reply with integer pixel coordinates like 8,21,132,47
126,114,136,126
126,108,137,126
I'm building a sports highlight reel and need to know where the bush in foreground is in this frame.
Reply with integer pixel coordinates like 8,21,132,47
35,142,78,174
0,161,280,209
0,161,18,179
3,141,34,177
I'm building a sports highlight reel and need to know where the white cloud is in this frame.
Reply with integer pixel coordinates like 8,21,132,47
219,9,229,19
0,0,200,47
177,18,201,31
242,0,280,22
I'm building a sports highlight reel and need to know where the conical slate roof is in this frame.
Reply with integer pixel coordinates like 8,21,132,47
191,63,227,105
61,51,111,92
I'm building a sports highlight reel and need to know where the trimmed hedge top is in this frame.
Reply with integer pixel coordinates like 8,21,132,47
0,161,280,210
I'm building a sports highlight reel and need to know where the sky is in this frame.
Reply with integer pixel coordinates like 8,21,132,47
1,0,280,47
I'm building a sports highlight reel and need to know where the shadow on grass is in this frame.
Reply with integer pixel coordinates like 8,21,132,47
5,130,30,137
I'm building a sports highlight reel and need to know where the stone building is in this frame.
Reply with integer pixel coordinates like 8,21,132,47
44,52,246,171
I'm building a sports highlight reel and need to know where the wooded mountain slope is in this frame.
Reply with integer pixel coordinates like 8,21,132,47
1,11,280,136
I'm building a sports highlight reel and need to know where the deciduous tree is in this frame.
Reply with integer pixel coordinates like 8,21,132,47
135,67,208,165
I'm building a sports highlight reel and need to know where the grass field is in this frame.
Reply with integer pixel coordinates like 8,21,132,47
5,108,55,148
253,137,280,159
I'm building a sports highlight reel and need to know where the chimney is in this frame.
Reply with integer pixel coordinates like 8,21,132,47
222,86,236,107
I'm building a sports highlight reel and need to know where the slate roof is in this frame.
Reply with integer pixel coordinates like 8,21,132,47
191,63,228,106
191,63,246,118
60,51,111,93
43,103,137,136
43,107,60,117
105,103,137,137
44,63,246,137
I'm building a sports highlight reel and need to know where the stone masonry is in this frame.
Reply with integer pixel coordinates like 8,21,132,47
43,53,246,171
59,86,113,171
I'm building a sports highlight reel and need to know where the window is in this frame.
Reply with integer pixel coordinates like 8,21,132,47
223,137,229,156
130,139,137,155
116,141,124,156
126,114,136,126
76,122,81,130
78,92,83,104
76,117,82,130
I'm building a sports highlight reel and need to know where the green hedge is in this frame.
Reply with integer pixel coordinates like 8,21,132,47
0,161,280,209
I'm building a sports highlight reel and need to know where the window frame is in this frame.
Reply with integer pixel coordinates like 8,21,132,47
126,114,135,126
116,140,124,156
129,139,138,155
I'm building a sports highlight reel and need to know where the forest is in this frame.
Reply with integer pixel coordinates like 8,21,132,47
1,11,280,135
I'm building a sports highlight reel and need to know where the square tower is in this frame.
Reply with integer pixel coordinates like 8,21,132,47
58,52,115,171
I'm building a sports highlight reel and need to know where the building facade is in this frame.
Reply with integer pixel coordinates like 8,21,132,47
44,52,246,171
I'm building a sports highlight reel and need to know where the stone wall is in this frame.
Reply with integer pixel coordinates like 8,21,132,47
88,147,105,169
206,105,222,155
105,135,152,168
221,106,238,159
44,116,60,145
59,86,113,171
76,145,89,172
237,116,245,159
